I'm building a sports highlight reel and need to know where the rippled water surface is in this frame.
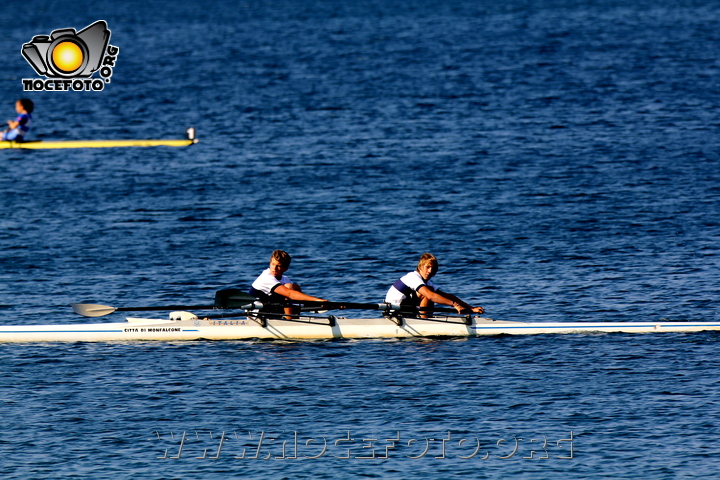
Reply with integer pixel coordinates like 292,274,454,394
1,0,719,478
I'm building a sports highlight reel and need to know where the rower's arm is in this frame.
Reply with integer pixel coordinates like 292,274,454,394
417,286,455,307
274,284,328,302
434,289,485,314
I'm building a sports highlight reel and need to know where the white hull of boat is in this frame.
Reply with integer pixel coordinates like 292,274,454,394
0,316,719,343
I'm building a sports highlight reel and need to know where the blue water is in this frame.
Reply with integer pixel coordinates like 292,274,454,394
1,0,720,477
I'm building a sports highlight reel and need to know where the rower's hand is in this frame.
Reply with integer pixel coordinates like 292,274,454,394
455,305,484,314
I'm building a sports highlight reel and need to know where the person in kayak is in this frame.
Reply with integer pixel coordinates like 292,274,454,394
250,250,328,317
385,253,484,316
2,99,34,142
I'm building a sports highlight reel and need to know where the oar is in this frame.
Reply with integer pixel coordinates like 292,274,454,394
196,303,469,327
306,301,397,311
213,289,262,308
71,303,219,317
195,310,335,327
72,294,470,318
72,291,259,317
297,301,461,315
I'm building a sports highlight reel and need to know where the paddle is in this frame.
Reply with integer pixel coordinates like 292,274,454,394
191,310,336,327
213,289,259,308
71,290,259,317
70,303,224,317
198,302,470,326
71,288,470,318
213,290,424,313
297,300,462,315
70,301,464,317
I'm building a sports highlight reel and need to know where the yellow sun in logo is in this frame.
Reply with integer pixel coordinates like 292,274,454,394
52,41,84,73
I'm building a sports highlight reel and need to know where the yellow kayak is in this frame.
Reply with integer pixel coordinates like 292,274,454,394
0,128,198,149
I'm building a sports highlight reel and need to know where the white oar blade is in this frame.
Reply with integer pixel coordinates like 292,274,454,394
70,303,117,317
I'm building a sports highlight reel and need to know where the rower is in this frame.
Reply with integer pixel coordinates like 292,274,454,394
249,250,328,319
2,99,34,142
385,253,484,317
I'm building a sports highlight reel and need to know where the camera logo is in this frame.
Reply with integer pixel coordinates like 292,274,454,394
21,20,120,92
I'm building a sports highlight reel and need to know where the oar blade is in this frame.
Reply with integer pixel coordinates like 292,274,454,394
214,289,258,308
70,303,117,317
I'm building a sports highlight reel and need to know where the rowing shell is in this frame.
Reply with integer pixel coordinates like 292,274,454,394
0,315,719,343
0,127,198,149
0,139,196,149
